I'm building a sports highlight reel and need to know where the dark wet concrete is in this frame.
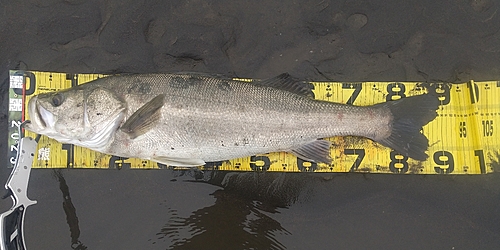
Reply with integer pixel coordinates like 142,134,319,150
1,0,500,249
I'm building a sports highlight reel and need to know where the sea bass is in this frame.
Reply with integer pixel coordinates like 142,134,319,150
25,73,439,166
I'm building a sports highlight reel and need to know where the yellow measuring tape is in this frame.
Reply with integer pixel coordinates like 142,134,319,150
7,70,499,174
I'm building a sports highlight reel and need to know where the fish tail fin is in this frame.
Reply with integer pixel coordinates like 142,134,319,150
377,93,439,161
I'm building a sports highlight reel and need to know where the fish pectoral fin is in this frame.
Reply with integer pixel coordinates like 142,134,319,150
290,140,332,164
256,73,315,98
120,94,165,139
152,156,206,167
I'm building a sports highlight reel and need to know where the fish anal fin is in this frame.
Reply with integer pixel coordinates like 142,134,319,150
120,94,165,139
290,140,332,164
151,156,206,167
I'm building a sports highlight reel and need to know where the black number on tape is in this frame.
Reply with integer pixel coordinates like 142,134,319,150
61,144,74,168
386,83,406,101
482,120,493,136
109,156,131,169
459,121,466,138
433,83,451,105
433,151,454,174
204,161,224,170
342,83,362,105
13,72,36,96
467,81,479,104
297,158,317,172
474,150,486,174
389,151,409,174
344,149,365,172
250,155,271,171
66,73,79,87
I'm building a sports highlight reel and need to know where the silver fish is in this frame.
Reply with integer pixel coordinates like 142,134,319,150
25,73,438,166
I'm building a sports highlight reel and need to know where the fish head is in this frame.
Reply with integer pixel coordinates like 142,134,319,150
26,86,127,150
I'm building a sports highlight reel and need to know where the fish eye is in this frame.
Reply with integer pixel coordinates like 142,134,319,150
51,93,64,107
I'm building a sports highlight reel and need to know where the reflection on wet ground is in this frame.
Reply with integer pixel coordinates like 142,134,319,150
2,165,500,249
154,171,306,249
156,190,289,249
40,168,327,249
53,170,88,250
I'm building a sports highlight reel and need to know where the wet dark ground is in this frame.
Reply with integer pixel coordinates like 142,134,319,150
1,0,500,249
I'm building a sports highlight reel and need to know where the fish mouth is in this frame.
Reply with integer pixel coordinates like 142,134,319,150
26,96,55,132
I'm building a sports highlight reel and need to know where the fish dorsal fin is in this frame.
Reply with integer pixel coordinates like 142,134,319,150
120,94,165,139
176,71,232,80
290,140,332,164
255,73,315,98
175,72,315,97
